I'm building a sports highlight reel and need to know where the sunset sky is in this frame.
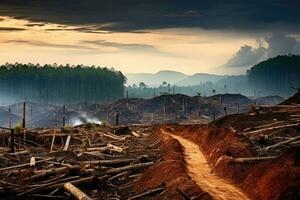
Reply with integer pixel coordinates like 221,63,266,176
0,1,299,75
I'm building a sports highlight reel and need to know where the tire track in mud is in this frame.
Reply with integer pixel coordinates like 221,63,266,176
162,130,250,200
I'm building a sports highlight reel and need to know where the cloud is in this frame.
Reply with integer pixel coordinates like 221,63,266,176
265,32,300,57
0,27,26,31
25,23,46,27
2,40,95,50
224,33,300,67
183,10,200,17
82,40,157,52
45,27,112,34
223,45,266,67
0,1,299,32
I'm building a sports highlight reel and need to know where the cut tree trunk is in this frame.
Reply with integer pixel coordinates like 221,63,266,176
64,182,93,200
30,165,80,181
63,135,72,151
30,157,36,167
234,156,276,163
80,158,135,166
244,123,300,136
104,162,153,175
50,129,57,152
128,187,164,200
260,136,300,151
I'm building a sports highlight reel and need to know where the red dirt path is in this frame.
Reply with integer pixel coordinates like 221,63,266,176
133,129,212,200
165,125,300,200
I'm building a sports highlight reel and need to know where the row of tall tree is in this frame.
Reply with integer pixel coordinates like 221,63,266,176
0,63,126,105
247,55,300,97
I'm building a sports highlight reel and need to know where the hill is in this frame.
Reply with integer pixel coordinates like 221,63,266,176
281,90,300,105
125,70,187,86
248,55,300,97
126,70,227,87
176,73,226,86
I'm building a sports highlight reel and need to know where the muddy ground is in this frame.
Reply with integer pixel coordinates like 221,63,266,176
0,120,299,199
0,93,284,128
0,92,298,199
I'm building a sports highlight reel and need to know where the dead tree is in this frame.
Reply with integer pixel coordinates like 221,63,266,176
22,101,26,129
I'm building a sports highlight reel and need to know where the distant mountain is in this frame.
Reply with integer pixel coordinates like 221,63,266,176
126,70,226,86
214,75,250,95
255,96,284,105
125,70,187,86
0,107,20,127
175,73,226,86
281,90,300,105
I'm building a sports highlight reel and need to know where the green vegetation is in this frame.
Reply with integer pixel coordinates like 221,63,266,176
0,63,126,105
247,55,300,97
126,76,249,98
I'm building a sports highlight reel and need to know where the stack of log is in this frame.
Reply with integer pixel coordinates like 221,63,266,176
254,104,300,116
0,125,163,199
227,104,300,162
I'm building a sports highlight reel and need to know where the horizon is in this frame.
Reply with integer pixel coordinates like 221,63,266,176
0,1,300,75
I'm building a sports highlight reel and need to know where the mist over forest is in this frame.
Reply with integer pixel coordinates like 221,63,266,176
0,55,299,107
127,55,300,99
0,63,126,106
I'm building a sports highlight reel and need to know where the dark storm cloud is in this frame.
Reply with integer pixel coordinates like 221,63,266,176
25,23,46,27
0,27,26,31
45,27,112,34
81,40,179,57
223,33,300,67
0,0,299,32
2,39,95,50
82,40,157,52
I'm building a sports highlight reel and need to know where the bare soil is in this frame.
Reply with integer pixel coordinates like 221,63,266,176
164,124,300,200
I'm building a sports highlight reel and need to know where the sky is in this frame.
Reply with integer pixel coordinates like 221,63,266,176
0,0,299,75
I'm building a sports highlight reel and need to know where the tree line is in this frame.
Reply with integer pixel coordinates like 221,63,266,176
247,55,300,97
0,63,126,105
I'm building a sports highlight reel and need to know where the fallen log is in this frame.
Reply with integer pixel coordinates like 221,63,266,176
0,157,54,172
30,157,36,168
273,110,300,113
47,176,95,189
250,121,284,130
16,176,81,196
29,194,65,199
244,123,300,136
234,156,276,163
98,132,125,141
86,146,112,152
63,135,72,151
80,158,135,166
64,182,93,200
107,143,124,153
108,171,129,182
290,114,300,117
104,162,154,175
131,131,140,138
260,136,300,151
50,129,57,152
29,165,80,181
128,186,164,200
82,152,105,159
6,150,29,156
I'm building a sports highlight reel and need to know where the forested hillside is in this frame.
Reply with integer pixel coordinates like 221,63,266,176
247,55,300,97
0,63,126,105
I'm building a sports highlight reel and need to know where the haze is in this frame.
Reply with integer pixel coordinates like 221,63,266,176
0,1,299,75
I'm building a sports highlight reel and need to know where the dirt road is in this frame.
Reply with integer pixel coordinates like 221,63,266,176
162,130,250,200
